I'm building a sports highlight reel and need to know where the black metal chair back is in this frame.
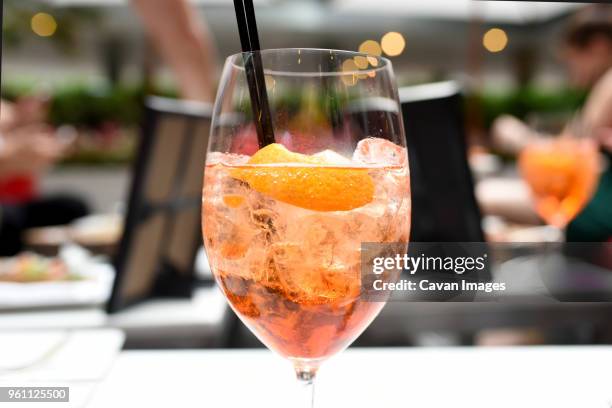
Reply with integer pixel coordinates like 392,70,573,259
400,81,485,242
108,97,212,312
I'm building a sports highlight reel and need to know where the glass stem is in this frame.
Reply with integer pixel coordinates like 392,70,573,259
296,369,316,408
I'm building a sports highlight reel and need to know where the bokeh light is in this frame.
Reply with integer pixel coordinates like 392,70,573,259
341,59,358,86
483,28,508,53
353,55,368,69
31,13,58,37
359,40,382,57
358,40,383,67
342,59,358,73
381,32,405,57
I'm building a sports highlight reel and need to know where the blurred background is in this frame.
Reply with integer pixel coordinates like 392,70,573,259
1,1,594,221
1,0,611,351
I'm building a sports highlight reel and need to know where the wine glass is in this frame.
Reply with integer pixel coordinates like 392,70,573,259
518,116,600,232
202,48,411,407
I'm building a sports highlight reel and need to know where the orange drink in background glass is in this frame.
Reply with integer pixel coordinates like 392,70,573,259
202,49,410,407
519,137,600,229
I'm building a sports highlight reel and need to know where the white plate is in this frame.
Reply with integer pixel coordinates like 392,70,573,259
0,246,115,310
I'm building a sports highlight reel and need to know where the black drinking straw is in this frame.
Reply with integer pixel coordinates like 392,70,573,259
233,0,275,147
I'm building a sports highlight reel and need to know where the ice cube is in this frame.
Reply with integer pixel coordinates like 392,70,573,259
353,138,407,167
268,242,357,302
206,152,250,166
312,150,354,165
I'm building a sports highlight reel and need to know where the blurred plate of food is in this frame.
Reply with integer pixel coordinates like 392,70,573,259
0,245,114,310
24,213,123,256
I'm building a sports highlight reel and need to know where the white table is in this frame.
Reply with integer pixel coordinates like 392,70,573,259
0,287,230,347
89,347,612,408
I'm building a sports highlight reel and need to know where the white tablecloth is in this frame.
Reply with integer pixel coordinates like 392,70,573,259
89,347,612,408
0,287,229,347
0,329,124,408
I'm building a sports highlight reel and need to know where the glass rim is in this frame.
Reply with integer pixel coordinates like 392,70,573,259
226,48,392,78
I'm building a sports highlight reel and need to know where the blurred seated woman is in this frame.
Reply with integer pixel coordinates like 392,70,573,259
0,99,88,256
1,0,217,256
491,5,612,242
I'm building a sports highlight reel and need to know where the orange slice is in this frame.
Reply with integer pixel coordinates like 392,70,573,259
223,194,245,208
231,143,374,211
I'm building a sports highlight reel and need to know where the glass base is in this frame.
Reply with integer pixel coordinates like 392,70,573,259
290,358,323,408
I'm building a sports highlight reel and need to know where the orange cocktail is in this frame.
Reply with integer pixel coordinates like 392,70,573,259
203,139,410,367
519,137,599,228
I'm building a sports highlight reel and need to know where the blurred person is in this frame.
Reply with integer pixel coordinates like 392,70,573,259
1,0,220,255
0,97,53,202
477,5,612,348
490,5,612,241
0,103,89,256
0,97,49,133
131,0,219,102
1,0,218,254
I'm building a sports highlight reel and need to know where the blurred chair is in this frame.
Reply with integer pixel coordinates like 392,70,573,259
0,97,229,348
108,97,212,313
400,81,484,242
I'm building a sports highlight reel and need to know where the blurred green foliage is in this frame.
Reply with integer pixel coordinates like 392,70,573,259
477,86,588,129
48,84,146,127
1,80,588,130
0,80,589,165
2,82,146,127
2,81,181,129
